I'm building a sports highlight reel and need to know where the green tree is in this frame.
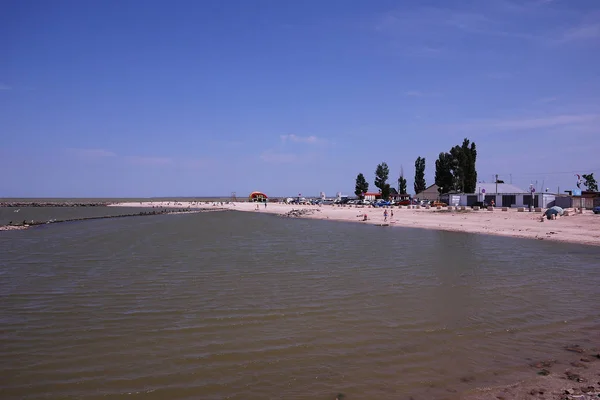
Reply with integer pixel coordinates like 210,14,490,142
374,162,389,191
398,175,407,194
444,138,478,193
582,173,598,191
449,144,466,191
397,165,408,195
435,152,454,194
464,139,477,193
354,173,369,198
414,156,426,194
381,183,391,200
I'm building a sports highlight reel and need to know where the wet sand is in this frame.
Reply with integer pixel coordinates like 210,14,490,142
111,201,600,247
461,346,600,400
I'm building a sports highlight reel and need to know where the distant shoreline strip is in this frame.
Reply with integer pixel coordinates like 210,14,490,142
0,208,227,231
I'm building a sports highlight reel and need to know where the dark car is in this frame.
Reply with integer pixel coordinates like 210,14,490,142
594,206,600,214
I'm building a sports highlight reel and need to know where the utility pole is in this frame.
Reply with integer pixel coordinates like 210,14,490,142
529,183,534,212
495,174,498,195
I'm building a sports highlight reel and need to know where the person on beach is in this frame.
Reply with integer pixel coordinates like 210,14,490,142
384,209,388,222
264,201,267,208
391,209,394,219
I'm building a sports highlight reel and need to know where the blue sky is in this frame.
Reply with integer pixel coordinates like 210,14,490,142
1,0,599,197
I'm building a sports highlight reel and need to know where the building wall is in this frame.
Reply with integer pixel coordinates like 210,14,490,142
540,194,556,208
446,193,555,208
573,197,595,209
415,185,440,201
554,196,572,208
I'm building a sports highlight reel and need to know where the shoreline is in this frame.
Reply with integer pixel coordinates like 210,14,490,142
111,201,600,247
4,200,599,247
460,345,600,400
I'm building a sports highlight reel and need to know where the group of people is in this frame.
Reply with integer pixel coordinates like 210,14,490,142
383,209,394,222
359,209,394,222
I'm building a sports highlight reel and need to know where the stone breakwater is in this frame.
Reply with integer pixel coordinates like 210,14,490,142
0,209,208,231
282,209,320,218
0,202,113,207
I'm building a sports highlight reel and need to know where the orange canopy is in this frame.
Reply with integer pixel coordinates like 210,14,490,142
249,191,268,199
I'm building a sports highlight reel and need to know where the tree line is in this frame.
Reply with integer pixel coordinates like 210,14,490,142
354,139,597,200
354,138,477,200
434,138,477,195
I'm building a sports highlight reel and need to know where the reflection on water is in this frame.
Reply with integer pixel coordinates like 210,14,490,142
1,211,599,399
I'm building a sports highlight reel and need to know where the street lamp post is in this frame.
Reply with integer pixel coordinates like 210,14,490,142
495,174,499,209
529,185,535,212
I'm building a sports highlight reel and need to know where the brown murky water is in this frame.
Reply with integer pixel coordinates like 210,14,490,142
1,211,599,399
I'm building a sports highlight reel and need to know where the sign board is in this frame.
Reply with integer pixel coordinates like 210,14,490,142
451,195,460,207
481,189,486,194
531,188,536,193
573,189,582,196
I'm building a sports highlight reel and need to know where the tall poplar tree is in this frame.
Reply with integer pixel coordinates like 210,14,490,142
414,157,426,194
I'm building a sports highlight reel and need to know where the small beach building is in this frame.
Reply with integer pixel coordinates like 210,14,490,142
363,192,381,201
560,190,600,209
441,183,556,208
415,184,440,201
389,187,399,200
248,191,268,202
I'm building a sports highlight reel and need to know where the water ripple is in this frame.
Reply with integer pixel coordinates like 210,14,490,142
1,211,599,399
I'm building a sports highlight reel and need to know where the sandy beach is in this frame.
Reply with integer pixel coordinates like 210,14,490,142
111,201,600,247
460,345,600,400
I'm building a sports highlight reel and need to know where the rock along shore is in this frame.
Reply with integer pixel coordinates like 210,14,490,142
0,209,216,231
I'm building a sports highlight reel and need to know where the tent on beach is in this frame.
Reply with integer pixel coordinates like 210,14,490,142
545,206,564,219
249,191,268,202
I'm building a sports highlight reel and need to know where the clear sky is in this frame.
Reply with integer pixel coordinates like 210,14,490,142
1,0,599,198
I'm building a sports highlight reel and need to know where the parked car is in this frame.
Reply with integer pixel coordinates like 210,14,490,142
374,200,391,207
593,206,600,214
396,199,411,206
432,201,447,207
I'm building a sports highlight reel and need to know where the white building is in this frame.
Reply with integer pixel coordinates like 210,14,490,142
442,183,556,208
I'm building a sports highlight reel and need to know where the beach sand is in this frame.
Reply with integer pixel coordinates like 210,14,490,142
111,201,600,247
460,347,600,400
